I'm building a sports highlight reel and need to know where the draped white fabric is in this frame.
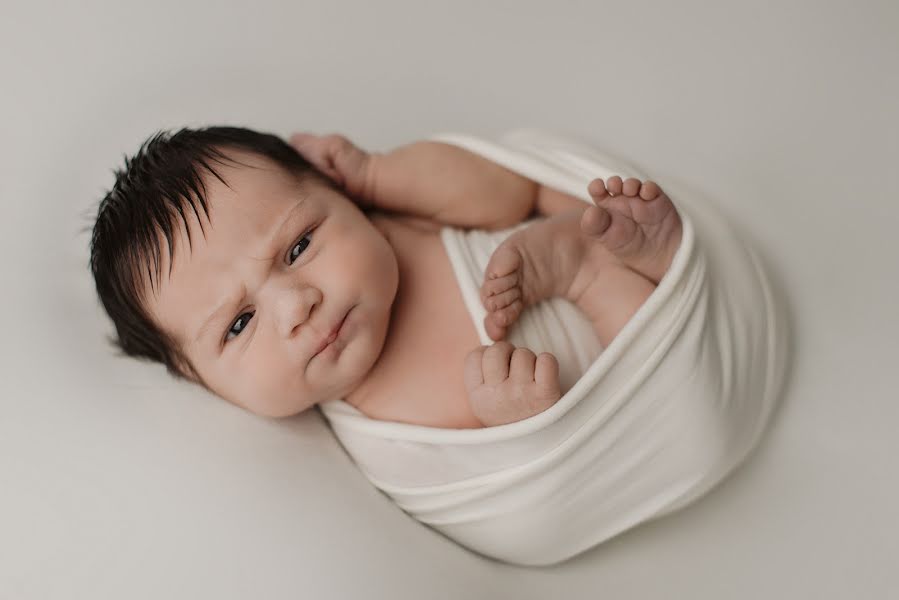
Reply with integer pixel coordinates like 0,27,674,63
319,129,788,566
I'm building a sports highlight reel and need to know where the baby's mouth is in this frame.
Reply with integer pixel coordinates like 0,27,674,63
311,306,352,358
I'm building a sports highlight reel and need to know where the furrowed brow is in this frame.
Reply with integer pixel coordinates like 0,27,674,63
263,198,308,252
191,198,311,349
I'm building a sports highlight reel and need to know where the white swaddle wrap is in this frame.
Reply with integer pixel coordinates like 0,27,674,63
319,130,789,566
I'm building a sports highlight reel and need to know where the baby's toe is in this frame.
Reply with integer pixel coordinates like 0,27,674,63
606,176,624,196
623,178,642,196
485,300,523,340
486,287,521,312
486,245,522,280
588,178,609,201
481,272,518,305
494,300,523,326
485,315,508,341
639,181,662,201
580,205,612,238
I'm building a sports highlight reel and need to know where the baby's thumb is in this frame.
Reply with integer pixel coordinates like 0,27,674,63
329,141,373,199
288,133,345,185
289,133,327,167
463,346,487,394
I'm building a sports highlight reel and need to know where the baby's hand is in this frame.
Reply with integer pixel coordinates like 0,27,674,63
464,342,562,427
288,133,374,202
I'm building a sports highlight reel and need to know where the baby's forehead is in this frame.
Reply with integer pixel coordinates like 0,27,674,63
150,154,311,292
208,148,308,195
185,147,308,219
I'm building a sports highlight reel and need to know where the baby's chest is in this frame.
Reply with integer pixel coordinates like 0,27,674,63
364,217,483,428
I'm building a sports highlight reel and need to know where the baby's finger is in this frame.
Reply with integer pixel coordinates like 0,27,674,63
482,341,514,385
534,352,561,398
289,133,325,161
325,134,373,196
509,347,537,383
289,132,315,146
463,346,487,393
289,133,331,170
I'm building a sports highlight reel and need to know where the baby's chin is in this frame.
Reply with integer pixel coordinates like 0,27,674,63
219,379,314,419
234,370,360,419
238,396,316,419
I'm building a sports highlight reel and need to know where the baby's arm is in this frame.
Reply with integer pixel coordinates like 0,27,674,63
367,141,540,229
291,133,552,229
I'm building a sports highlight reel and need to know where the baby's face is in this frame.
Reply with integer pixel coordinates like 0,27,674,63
147,150,399,417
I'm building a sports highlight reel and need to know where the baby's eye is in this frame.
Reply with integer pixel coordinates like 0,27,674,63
225,312,254,342
287,230,314,265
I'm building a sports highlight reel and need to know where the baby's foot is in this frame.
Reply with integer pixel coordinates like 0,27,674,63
581,176,682,284
480,210,601,341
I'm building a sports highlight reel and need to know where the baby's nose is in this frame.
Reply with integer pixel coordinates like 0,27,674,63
274,286,322,339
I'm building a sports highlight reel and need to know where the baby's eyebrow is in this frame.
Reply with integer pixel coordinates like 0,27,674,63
193,294,241,348
190,198,311,348
257,196,309,257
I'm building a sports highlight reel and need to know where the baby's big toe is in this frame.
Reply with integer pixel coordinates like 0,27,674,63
486,245,522,280
580,204,612,238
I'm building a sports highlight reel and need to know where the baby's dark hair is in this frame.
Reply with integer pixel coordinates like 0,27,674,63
89,126,333,382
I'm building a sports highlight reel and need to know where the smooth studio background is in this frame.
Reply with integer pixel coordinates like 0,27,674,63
2,1,896,598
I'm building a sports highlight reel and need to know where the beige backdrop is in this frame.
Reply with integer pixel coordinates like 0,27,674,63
1,0,897,598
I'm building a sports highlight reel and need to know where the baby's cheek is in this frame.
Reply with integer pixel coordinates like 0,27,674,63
234,358,288,417
362,232,400,295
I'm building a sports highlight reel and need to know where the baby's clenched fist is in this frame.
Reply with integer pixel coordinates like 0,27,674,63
464,341,562,427
288,132,375,203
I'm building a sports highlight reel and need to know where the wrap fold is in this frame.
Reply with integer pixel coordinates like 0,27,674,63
319,129,788,566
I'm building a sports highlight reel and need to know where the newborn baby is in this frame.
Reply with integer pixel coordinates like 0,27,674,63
89,127,682,428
